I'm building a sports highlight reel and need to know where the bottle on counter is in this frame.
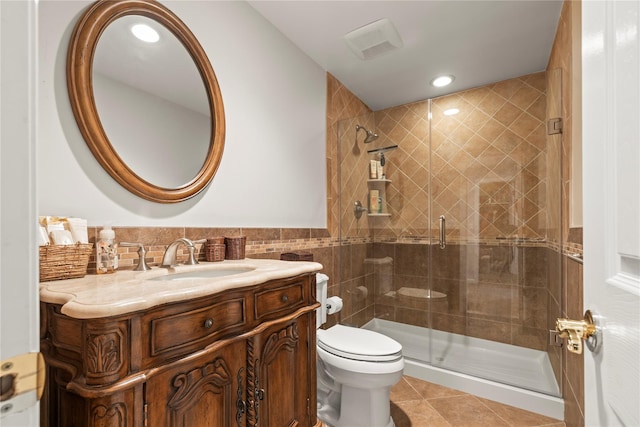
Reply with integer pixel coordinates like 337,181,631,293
96,225,118,274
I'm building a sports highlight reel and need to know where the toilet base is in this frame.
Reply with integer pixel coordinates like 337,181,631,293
319,417,395,427
317,383,396,427
319,411,395,427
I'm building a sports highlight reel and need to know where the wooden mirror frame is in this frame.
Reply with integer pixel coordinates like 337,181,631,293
67,0,225,203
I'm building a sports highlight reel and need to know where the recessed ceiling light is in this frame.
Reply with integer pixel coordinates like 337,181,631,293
431,75,455,87
131,23,159,43
443,108,460,116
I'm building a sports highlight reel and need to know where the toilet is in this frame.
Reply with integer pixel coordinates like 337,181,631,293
315,274,404,427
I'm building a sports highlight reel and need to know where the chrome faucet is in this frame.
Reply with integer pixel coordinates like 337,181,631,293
160,238,199,268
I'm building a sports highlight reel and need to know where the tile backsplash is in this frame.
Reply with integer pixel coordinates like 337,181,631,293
86,225,338,279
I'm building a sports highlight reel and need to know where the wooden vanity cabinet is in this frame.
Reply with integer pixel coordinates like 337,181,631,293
40,273,320,427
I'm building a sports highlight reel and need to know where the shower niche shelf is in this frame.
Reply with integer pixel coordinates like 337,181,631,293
367,178,391,216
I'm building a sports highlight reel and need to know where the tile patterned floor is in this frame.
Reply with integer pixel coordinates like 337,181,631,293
390,376,566,427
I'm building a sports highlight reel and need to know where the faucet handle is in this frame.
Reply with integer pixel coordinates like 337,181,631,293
120,242,152,271
183,239,205,265
185,245,199,265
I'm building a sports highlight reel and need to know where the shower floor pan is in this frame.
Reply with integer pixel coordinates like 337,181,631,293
363,318,564,420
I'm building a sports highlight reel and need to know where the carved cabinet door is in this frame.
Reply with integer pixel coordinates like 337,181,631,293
247,313,314,427
145,339,248,427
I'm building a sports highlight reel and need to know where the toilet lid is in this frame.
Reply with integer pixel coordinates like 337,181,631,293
318,324,402,362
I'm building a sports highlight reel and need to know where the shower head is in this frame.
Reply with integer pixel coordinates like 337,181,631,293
356,124,379,143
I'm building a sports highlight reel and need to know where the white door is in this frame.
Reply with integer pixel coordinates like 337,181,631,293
0,0,40,425
582,1,640,426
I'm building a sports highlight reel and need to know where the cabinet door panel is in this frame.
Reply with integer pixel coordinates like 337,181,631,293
255,315,312,427
146,340,246,427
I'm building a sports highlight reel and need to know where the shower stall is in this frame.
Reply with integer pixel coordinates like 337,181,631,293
337,70,564,418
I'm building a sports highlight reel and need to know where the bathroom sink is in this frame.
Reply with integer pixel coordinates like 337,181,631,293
151,267,255,281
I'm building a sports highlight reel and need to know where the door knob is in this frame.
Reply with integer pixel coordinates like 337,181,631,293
556,310,597,354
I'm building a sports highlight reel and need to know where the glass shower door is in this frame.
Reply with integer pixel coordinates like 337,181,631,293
427,71,563,397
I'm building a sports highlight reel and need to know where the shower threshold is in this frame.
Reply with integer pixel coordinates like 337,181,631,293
363,318,564,420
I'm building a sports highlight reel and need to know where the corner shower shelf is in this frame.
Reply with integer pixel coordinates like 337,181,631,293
367,178,391,216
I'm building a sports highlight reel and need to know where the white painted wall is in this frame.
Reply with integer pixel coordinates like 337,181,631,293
38,0,327,228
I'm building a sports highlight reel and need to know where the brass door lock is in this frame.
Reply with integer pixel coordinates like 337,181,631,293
556,310,597,354
0,352,45,418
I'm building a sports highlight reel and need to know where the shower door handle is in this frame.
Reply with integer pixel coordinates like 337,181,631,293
439,215,446,249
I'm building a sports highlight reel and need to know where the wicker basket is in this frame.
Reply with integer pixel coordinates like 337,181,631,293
224,236,246,260
39,243,93,282
205,239,226,262
280,251,313,262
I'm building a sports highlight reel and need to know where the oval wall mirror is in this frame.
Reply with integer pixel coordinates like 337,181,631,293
67,0,225,203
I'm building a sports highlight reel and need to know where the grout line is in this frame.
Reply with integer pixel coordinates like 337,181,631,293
473,395,515,426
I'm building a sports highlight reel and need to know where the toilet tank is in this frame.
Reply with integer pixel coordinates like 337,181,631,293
315,273,329,328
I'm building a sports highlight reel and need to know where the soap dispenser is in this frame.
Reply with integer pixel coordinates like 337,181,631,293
96,225,118,274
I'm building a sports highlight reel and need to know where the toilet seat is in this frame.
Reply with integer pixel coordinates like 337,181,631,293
317,325,402,362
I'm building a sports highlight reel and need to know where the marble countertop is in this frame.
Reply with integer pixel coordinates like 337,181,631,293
40,258,323,319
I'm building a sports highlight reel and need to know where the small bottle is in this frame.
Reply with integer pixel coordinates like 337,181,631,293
96,225,118,274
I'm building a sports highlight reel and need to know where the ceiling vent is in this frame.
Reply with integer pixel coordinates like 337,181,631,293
344,18,403,60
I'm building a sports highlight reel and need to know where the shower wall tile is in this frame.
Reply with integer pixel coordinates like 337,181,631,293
477,245,520,286
562,255,584,424
431,278,466,315
373,302,395,321
396,306,429,329
345,275,368,316
431,244,463,280
326,73,372,237
431,313,466,336
564,257,583,320
548,246,562,307
466,282,514,322
429,73,548,241
514,287,549,330
312,245,335,281
563,378,583,427
364,240,551,351
372,101,431,237
350,242,369,278
466,317,512,345
393,275,424,292
394,243,429,277
522,246,549,288
511,324,547,351
339,244,352,282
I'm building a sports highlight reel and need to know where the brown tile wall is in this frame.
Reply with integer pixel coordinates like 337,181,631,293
90,225,339,290
562,255,584,427
429,73,549,240
326,73,373,238
342,241,551,351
